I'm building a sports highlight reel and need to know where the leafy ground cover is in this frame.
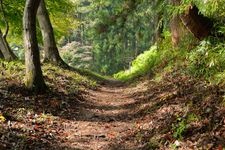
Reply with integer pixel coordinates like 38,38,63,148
0,60,225,149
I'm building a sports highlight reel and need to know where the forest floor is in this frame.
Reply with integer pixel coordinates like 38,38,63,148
0,63,225,149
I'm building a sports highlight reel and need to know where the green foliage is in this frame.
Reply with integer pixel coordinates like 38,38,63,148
60,41,93,69
213,71,225,86
114,45,160,81
172,118,187,139
73,0,160,75
182,0,225,19
188,38,225,78
43,63,97,91
114,33,189,82
1,0,77,44
46,0,79,39
187,113,199,122
0,60,25,81
0,60,97,91
172,113,199,139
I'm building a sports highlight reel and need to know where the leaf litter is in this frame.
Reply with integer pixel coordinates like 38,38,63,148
0,65,225,149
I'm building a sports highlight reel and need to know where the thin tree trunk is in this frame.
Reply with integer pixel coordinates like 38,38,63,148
23,0,46,92
37,0,68,67
170,15,183,46
132,32,137,57
170,0,185,46
154,14,163,43
0,29,17,61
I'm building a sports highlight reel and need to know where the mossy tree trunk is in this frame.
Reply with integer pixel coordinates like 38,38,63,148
23,0,47,92
37,0,68,67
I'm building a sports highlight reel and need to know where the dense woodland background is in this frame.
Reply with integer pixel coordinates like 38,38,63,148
0,0,225,149
1,0,225,77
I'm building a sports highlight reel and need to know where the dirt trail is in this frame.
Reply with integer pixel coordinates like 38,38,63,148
1,73,225,149
58,74,225,150
60,84,147,150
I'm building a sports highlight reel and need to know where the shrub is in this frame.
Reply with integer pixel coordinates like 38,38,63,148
188,38,225,78
114,45,160,81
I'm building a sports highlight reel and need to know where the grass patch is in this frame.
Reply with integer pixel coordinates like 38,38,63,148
0,60,97,92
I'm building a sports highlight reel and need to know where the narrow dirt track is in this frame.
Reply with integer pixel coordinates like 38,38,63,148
60,84,149,150
2,74,224,149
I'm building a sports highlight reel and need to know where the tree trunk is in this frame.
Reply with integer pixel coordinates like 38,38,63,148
154,14,163,43
0,29,17,61
23,0,46,92
170,0,186,46
0,49,3,58
170,15,184,46
37,0,68,67
180,5,213,40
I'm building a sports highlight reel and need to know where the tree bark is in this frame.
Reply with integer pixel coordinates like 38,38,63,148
170,15,184,46
37,0,68,67
180,5,213,40
153,14,163,43
0,29,17,61
170,0,185,46
23,0,46,92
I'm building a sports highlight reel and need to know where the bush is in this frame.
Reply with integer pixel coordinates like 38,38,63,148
188,38,225,78
114,45,160,81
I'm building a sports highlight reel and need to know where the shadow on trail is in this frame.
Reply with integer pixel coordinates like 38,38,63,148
0,81,180,149
0,78,219,123
1,73,225,149
102,76,225,149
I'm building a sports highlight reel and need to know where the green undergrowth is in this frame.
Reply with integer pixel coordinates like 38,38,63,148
114,33,225,86
0,60,25,81
114,35,188,82
0,60,97,92
43,64,97,91
187,37,225,85
172,113,200,140
114,45,160,81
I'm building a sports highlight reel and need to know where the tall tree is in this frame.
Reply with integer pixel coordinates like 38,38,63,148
37,0,68,67
23,0,46,92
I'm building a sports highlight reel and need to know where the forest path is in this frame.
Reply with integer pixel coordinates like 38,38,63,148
61,83,151,150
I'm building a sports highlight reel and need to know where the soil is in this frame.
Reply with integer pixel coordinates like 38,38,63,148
0,71,225,150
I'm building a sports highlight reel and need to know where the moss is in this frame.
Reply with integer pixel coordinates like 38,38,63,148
0,60,98,93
